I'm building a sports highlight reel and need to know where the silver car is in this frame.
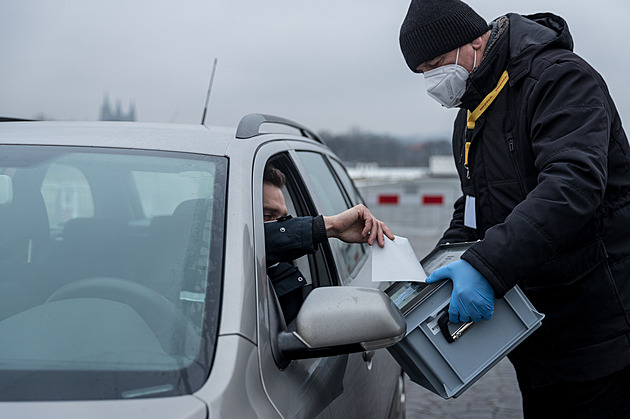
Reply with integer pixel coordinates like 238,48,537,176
0,114,406,418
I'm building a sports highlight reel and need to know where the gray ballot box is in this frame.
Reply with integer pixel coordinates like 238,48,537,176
385,242,544,399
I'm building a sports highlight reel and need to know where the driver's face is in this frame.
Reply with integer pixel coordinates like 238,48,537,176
263,183,287,222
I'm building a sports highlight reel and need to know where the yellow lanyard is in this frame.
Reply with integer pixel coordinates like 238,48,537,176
464,70,510,175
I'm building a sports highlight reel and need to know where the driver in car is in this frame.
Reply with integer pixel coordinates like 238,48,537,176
263,165,394,323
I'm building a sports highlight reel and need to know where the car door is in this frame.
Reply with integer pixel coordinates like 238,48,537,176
255,142,382,418
294,148,400,418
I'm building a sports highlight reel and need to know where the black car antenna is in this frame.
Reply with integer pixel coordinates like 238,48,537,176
201,58,218,126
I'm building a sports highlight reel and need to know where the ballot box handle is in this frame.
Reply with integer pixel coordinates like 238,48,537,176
437,308,475,343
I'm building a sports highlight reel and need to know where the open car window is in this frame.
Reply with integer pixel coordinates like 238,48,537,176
264,153,340,291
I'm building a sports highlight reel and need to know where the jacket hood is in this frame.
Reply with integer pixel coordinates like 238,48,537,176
506,12,574,83
460,12,573,109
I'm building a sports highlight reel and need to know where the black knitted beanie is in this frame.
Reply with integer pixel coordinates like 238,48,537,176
399,0,490,72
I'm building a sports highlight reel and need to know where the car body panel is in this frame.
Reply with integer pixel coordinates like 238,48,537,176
0,396,207,419
194,335,279,418
0,119,404,418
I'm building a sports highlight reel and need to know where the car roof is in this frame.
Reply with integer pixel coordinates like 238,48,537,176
0,115,326,157
0,121,237,155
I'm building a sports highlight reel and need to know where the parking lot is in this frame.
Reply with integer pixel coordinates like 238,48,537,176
404,358,522,418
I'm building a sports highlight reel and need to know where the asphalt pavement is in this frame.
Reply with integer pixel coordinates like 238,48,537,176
397,226,525,419
404,358,523,418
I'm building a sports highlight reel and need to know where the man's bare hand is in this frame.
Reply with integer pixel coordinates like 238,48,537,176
323,204,394,247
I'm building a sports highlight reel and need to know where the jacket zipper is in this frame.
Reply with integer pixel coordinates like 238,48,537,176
508,138,528,197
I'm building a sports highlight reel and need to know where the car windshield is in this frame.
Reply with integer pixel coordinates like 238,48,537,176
0,145,227,401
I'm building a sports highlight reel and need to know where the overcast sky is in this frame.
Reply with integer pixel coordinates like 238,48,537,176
2,1,629,139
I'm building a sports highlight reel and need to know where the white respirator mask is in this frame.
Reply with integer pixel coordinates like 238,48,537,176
423,47,475,108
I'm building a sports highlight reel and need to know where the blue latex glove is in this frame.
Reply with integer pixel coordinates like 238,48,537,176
425,259,495,323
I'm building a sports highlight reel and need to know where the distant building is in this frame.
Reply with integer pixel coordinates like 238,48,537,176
99,94,135,121
428,155,457,177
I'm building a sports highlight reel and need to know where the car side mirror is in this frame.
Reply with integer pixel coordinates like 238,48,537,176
270,286,406,368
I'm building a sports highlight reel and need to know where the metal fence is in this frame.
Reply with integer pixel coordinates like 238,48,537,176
357,176,460,238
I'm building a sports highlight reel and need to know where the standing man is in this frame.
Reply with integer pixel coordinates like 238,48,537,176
399,0,630,417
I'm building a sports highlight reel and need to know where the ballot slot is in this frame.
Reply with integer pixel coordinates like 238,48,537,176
419,242,472,274
385,242,544,399
386,242,474,316
388,281,430,315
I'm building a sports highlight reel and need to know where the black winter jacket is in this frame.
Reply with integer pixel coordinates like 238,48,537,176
440,13,630,388
265,215,327,296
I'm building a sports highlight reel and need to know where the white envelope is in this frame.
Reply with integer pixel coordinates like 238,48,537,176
372,235,427,282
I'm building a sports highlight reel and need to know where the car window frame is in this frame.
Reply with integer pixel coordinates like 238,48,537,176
328,156,366,207
263,151,340,289
291,148,370,283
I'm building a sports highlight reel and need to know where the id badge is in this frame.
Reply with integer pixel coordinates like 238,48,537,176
464,195,477,229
